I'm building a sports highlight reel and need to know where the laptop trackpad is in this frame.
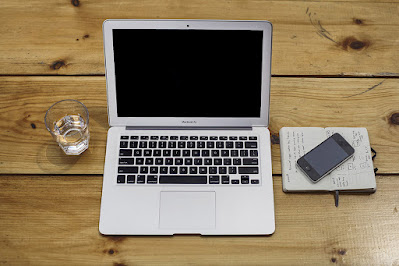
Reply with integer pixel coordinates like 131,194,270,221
159,191,216,230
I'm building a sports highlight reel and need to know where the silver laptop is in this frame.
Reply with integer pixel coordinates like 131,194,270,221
100,19,275,235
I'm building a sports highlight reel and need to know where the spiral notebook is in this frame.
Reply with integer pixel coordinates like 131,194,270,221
279,127,376,192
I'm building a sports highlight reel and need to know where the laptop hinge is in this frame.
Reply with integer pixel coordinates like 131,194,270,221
125,126,253,131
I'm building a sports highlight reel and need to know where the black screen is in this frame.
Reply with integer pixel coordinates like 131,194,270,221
304,138,349,176
112,29,263,117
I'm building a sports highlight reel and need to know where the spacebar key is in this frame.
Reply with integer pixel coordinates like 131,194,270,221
159,175,207,184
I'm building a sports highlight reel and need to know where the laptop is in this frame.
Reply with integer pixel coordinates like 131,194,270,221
100,19,275,235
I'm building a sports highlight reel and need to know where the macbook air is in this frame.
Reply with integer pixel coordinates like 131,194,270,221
100,19,275,235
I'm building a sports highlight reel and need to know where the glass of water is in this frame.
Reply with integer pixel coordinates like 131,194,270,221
45,99,89,155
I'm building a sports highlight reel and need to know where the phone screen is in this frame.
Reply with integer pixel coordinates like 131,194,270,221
297,133,354,182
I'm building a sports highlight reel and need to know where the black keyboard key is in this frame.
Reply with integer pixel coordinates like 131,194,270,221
199,167,207,174
120,141,128,148
149,141,157,148
159,142,167,148
245,142,258,148
233,159,242,165
134,149,142,156
202,150,210,157
130,136,139,140
197,142,205,148
190,167,198,174
194,158,203,165
144,150,152,156
119,158,134,165
140,166,148,174
231,180,239,184
119,149,132,156
223,158,232,165
183,150,191,157
220,136,228,140
209,175,220,184
168,142,177,148
239,136,247,140
127,175,135,183
185,158,193,165
216,142,224,148
163,150,171,156
130,141,138,148
222,175,230,184
231,150,239,157
235,142,244,148
211,150,219,157
159,175,207,184
121,136,129,140
151,136,159,140
165,158,173,165
241,175,250,184
200,136,208,140
139,141,148,149
207,142,215,148
154,150,162,157
180,136,188,140
229,167,237,174
137,175,145,183
209,167,217,174
214,158,222,165
160,167,168,174
249,136,258,140
155,158,163,165
187,141,195,148
243,158,258,165
160,136,168,140
226,142,234,148
238,167,259,174
221,150,229,157
192,150,200,157
117,175,125,183
170,136,178,140
190,136,198,140
210,136,218,140
240,150,248,157
136,158,144,165
204,158,212,165
140,136,149,140
229,136,237,140
147,175,158,184
150,167,158,174
251,179,260,184
175,158,183,165
219,167,227,174
178,141,186,148
173,150,181,157
250,150,258,157
170,167,178,174
118,166,138,174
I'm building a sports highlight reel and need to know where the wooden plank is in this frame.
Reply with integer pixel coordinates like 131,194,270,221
0,1,399,76
0,175,398,265
0,76,398,174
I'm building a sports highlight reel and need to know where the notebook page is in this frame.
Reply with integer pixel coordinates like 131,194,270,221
280,127,331,191
325,128,376,191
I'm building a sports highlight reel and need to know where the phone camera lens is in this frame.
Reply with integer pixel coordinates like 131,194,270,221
305,166,311,171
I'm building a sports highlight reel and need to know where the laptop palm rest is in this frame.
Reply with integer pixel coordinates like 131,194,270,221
159,191,216,231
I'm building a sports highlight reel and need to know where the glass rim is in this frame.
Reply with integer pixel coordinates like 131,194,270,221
44,99,89,132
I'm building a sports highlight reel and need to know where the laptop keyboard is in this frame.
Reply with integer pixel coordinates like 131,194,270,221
117,135,261,185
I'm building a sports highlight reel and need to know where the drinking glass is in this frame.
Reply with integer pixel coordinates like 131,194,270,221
45,99,89,155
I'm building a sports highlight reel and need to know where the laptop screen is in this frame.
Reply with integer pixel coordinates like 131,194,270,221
113,29,263,118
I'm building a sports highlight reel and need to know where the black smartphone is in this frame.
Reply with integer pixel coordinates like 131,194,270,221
297,133,355,183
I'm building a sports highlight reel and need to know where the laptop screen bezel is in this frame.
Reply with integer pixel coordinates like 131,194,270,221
103,19,272,128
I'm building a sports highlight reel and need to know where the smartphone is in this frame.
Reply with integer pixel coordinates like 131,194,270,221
297,133,355,183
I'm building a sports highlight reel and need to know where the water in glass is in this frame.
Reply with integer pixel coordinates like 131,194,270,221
54,114,89,155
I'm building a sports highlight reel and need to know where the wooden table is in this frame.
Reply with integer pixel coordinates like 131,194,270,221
1,1,398,264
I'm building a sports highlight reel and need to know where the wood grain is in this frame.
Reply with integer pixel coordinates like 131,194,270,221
0,174,398,265
0,1,399,76
0,76,398,175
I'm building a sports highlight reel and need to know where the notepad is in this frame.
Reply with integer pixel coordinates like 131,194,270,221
279,127,376,192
